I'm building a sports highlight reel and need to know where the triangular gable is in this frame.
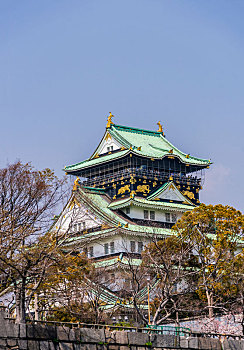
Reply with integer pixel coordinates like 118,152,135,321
76,187,131,227
53,193,108,237
148,182,193,205
90,130,124,159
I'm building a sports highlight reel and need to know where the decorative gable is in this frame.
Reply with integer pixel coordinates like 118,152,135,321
148,182,193,205
91,130,122,158
54,195,104,236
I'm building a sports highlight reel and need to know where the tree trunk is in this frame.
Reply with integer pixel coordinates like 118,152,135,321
206,290,214,319
240,292,244,336
34,292,39,321
15,284,26,324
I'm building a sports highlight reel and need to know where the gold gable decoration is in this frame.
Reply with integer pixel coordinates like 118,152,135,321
101,224,110,230
73,177,80,191
105,133,112,141
68,196,81,209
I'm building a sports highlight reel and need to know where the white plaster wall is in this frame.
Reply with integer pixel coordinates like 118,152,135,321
53,201,103,236
85,233,150,258
122,205,183,223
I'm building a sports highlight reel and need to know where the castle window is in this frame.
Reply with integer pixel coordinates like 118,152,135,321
126,207,130,214
138,241,143,253
172,213,177,223
150,211,155,220
89,246,94,258
144,210,149,219
165,213,171,222
107,146,114,152
110,241,115,254
83,222,86,229
130,241,136,252
104,243,109,255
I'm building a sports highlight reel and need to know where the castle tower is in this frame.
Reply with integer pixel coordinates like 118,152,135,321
62,114,211,258
55,114,211,313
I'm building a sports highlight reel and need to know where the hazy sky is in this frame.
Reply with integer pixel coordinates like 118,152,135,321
0,0,243,212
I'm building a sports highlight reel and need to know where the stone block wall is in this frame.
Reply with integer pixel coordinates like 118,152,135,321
0,318,243,349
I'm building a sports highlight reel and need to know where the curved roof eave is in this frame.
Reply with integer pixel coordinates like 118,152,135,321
65,150,210,173
64,123,212,172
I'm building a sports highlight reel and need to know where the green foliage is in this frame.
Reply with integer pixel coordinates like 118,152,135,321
173,204,244,318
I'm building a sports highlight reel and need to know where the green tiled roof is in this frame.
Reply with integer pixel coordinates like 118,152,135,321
65,123,211,171
64,228,117,246
65,149,129,172
109,124,210,165
108,196,195,211
126,225,172,235
147,182,169,200
61,187,187,246
64,224,172,247
77,188,128,226
94,256,141,268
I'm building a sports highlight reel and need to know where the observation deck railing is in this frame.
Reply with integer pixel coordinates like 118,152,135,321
82,168,202,188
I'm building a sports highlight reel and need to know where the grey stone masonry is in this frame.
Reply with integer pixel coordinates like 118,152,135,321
0,310,243,350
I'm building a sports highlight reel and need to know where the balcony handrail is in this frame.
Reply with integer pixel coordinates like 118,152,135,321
82,168,202,187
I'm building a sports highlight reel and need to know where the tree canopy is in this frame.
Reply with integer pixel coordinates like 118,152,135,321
173,204,244,319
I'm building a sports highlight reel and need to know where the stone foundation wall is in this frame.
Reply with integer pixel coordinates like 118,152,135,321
0,318,243,350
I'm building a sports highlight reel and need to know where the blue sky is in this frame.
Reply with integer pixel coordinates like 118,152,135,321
0,0,243,212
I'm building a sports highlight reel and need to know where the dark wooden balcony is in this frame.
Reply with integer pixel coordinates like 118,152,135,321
82,168,202,188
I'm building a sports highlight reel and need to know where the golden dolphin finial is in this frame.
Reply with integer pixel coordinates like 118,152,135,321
106,112,114,128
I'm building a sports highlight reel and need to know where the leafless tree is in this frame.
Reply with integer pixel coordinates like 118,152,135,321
0,161,69,323
123,235,199,326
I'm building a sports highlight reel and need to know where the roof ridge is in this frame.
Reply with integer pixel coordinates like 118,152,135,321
112,124,162,136
76,188,119,226
109,127,132,148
